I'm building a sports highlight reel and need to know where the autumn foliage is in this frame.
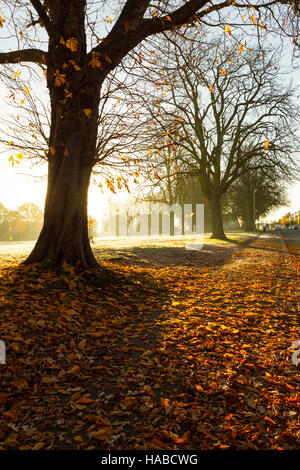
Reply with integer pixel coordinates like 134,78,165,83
0,235,299,450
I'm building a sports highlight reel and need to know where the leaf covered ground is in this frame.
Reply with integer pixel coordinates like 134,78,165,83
0,234,299,450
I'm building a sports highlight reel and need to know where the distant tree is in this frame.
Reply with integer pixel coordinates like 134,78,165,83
8,203,44,240
17,203,44,223
223,167,290,231
0,202,44,241
0,202,10,241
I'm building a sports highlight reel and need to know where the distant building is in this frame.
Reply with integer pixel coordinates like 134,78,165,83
294,211,300,224
279,211,300,226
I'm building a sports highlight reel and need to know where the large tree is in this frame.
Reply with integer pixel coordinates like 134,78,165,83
0,1,299,266
137,32,299,238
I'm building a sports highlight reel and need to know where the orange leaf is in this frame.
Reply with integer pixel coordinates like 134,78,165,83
54,70,66,87
150,437,168,449
89,56,102,69
66,37,78,52
83,108,92,118
77,397,95,404
224,25,231,35
92,428,113,440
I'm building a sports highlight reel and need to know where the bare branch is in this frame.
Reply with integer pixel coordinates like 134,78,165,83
0,49,48,65
29,0,57,38
87,0,209,78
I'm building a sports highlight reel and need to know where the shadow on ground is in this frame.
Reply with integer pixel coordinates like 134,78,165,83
93,243,239,268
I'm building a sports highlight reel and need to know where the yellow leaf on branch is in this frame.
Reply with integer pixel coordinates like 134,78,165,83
224,25,231,35
83,108,92,118
64,89,73,100
0,16,5,28
104,54,112,64
66,37,78,52
89,55,102,69
54,70,66,87
69,60,81,71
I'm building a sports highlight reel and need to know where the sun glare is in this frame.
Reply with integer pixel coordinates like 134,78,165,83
0,154,133,227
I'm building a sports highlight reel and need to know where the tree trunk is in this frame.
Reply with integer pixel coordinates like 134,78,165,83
209,194,227,240
24,79,101,268
242,189,255,232
22,2,106,269
24,159,97,269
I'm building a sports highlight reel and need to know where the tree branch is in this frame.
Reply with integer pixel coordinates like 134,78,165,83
86,0,210,83
29,0,57,38
129,0,210,40
0,49,48,65
110,0,152,33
